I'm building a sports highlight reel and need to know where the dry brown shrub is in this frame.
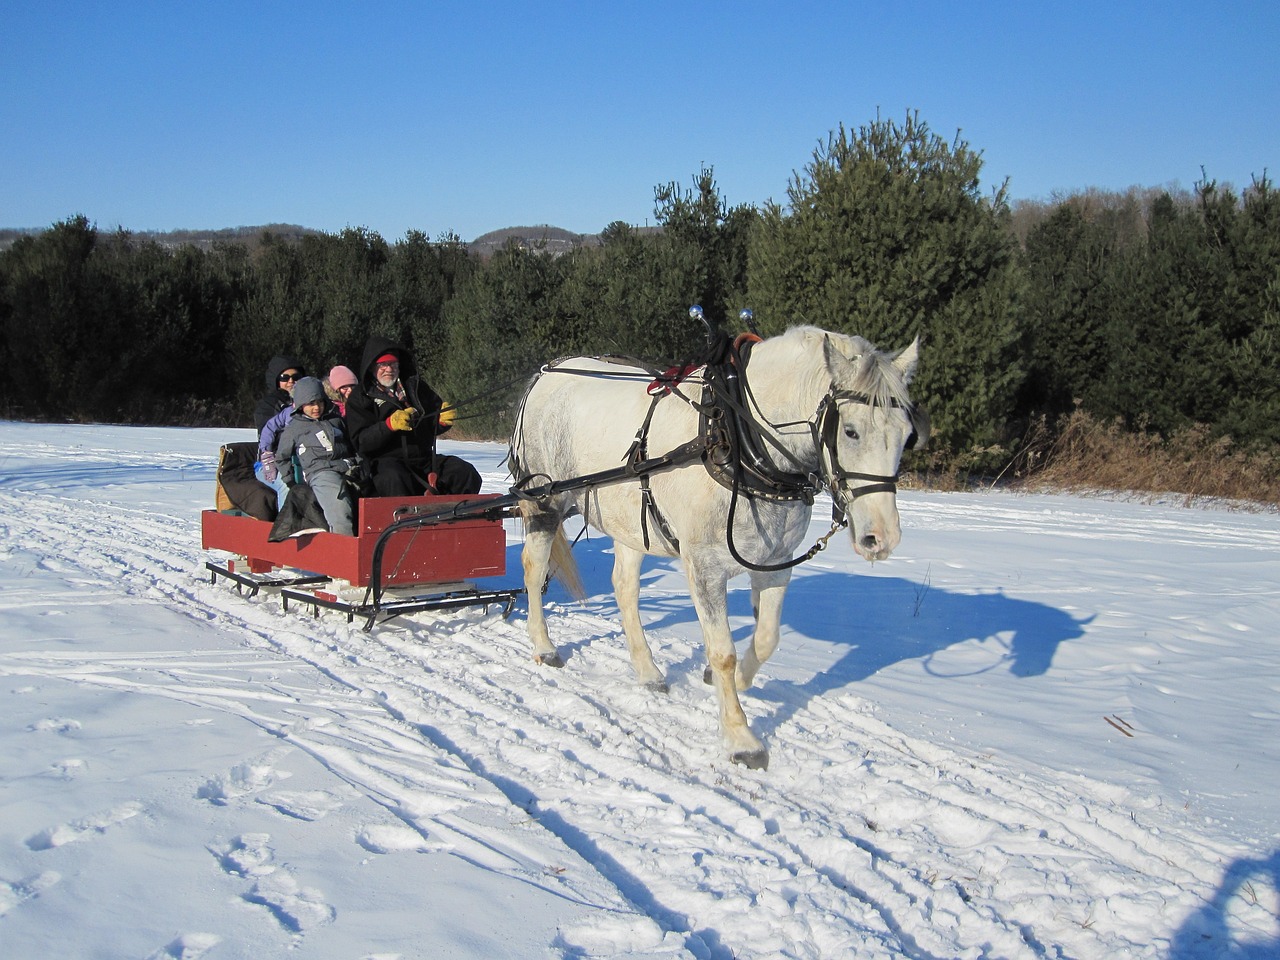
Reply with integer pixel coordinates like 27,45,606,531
1003,410,1280,509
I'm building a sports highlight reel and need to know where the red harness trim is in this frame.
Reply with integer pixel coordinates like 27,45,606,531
647,363,701,396
646,332,763,396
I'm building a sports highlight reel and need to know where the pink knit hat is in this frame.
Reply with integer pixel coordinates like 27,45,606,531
328,365,358,390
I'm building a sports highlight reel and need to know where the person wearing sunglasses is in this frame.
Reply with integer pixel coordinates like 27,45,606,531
253,355,306,507
253,356,306,432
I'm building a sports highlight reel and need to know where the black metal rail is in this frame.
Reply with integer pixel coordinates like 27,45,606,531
284,582,520,628
364,437,708,628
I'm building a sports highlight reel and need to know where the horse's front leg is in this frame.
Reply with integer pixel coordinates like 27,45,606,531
521,507,565,667
612,543,667,692
737,568,792,690
686,557,768,770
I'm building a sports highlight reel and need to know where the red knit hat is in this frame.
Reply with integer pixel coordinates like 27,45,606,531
375,353,399,365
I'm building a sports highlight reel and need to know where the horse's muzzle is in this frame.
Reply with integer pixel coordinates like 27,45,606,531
851,520,900,562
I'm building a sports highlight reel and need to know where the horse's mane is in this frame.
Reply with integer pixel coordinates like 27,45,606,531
771,325,913,411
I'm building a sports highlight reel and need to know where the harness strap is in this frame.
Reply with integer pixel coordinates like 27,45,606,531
813,391,903,517
627,392,682,552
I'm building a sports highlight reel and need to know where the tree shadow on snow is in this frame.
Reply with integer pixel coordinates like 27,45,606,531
1166,849,1280,959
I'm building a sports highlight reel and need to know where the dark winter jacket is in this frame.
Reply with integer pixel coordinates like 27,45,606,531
216,441,277,522
267,482,330,541
344,336,451,474
253,355,305,436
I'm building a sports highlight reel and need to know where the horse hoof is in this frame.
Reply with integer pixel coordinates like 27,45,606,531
643,680,670,694
535,652,564,669
730,749,769,771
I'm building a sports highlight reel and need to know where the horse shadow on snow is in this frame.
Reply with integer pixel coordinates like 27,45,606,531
526,538,1092,731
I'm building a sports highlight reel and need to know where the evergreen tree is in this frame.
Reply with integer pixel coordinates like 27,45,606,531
437,242,570,436
749,112,1023,468
1220,175,1280,447
303,227,394,371
1092,185,1236,436
227,231,309,412
394,230,476,378
1018,203,1125,418
653,166,758,336
0,215,100,415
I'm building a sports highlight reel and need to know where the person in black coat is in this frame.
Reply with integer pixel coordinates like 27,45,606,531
252,355,305,504
253,355,306,433
344,335,482,497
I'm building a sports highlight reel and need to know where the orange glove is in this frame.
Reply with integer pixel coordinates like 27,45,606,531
387,408,415,432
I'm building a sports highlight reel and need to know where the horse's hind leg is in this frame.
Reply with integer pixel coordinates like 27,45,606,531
521,504,565,667
686,556,768,769
612,543,667,692
737,568,792,690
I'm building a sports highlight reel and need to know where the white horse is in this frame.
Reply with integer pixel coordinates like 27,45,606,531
509,325,923,769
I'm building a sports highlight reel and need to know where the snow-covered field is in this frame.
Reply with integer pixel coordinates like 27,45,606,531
1,421,1278,959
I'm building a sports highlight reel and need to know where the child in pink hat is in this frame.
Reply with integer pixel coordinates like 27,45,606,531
326,365,359,415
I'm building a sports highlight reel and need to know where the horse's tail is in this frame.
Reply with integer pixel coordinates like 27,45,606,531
518,500,586,603
549,525,586,603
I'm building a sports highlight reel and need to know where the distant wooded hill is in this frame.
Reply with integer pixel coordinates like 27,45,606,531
0,223,649,255
0,223,325,254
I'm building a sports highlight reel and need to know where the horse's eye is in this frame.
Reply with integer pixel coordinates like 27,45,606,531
843,426,859,441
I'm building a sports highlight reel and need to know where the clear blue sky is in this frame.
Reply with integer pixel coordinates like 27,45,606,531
4,1,1277,242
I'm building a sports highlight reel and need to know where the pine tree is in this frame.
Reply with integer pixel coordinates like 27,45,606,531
748,112,1023,468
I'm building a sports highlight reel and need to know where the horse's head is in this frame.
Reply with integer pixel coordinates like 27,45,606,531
819,334,924,562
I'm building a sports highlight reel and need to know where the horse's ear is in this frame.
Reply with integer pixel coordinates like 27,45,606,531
824,330,855,376
893,336,921,384
822,334,836,376
822,334,855,383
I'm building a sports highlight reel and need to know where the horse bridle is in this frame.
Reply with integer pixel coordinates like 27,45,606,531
714,377,925,572
811,388,926,519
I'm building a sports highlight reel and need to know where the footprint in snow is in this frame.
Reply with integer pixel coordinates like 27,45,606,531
244,872,336,932
27,717,82,734
207,834,334,932
207,833,276,878
195,758,287,805
143,932,222,960
25,801,144,851
49,758,87,779
0,871,61,917
256,790,343,821
356,822,449,855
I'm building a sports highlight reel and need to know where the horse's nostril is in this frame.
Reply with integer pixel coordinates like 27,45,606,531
860,534,880,551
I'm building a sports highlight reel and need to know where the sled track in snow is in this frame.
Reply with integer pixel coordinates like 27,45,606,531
0,484,1236,959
